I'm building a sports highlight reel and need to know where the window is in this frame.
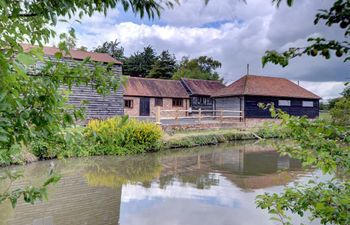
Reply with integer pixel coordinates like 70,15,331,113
302,101,314,107
278,100,291,106
198,97,206,105
155,97,163,107
124,99,133,108
172,98,183,107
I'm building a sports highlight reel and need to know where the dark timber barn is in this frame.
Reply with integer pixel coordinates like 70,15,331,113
180,78,226,114
23,44,124,120
212,75,321,119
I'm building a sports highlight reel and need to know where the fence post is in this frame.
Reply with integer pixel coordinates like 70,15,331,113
175,109,179,125
156,106,161,125
198,108,202,124
220,110,223,123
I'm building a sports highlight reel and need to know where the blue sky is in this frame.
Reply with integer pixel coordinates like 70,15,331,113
54,0,349,100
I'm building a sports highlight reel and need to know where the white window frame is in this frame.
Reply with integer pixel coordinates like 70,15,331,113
302,101,314,107
278,100,291,107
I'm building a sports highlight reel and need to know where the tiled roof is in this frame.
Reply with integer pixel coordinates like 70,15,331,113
123,77,189,98
181,78,226,96
21,44,122,65
213,75,321,99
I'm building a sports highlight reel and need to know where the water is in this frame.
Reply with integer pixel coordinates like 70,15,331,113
0,141,324,225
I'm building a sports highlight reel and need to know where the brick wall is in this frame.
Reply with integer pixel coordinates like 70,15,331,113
124,96,189,117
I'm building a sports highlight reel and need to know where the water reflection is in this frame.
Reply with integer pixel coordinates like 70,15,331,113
0,141,313,225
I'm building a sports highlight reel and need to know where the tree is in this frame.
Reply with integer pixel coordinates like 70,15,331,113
172,56,222,81
94,39,125,62
330,84,350,125
123,45,157,77
148,50,177,79
0,0,176,206
256,1,350,224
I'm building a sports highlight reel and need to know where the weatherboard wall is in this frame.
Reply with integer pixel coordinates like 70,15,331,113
243,96,319,118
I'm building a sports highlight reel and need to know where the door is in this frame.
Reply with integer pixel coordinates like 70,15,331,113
139,97,150,116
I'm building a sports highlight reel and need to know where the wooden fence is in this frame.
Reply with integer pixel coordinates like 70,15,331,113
155,106,244,124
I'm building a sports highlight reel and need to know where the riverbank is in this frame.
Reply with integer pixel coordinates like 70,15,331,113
161,127,280,149
6,117,282,166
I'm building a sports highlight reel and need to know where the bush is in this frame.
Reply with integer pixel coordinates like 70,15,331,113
86,117,163,155
31,127,92,159
330,97,350,126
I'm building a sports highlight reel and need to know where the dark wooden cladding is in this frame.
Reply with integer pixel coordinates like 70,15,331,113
66,64,124,120
190,95,214,112
244,96,319,118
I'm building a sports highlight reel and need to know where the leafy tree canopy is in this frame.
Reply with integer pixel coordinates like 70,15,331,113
0,0,175,205
94,39,125,62
256,1,350,224
172,56,222,81
148,50,177,79
123,45,158,77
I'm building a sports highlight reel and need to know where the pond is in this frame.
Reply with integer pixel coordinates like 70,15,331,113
0,141,325,225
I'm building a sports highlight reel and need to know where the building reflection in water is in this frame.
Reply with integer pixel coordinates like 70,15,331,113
0,141,308,225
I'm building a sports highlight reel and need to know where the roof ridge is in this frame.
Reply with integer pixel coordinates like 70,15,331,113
243,75,249,95
183,78,223,83
128,76,181,82
180,78,194,94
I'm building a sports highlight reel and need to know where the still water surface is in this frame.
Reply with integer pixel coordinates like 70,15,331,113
0,141,323,225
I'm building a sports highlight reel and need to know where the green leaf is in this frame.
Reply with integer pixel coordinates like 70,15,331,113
16,53,36,66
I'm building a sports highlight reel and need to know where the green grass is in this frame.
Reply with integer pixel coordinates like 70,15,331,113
161,128,280,149
319,111,331,121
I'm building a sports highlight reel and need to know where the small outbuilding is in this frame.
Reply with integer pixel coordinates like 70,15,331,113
123,77,190,117
180,78,226,114
212,75,321,119
22,44,124,120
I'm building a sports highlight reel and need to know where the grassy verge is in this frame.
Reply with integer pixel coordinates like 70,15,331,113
161,127,281,149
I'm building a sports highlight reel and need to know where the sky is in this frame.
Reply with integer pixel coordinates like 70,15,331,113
53,0,349,100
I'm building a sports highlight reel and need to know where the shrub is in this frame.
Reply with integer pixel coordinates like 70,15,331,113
330,97,350,126
86,117,163,155
31,127,92,159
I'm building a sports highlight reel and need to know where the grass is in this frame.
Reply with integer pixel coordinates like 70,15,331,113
319,111,331,121
161,127,280,149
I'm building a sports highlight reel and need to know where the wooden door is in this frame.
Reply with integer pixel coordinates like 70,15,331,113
139,97,150,116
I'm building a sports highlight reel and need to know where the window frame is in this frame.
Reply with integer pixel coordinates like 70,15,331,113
197,97,206,105
124,99,134,108
154,97,163,107
172,98,183,107
302,101,314,107
278,100,291,107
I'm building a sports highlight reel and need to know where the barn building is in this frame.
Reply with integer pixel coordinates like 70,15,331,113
212,75,321,119
123,77,190,117
180,78,226,114
22,44,124,120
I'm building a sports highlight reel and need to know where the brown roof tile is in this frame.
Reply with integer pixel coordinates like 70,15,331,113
21,44,122,65
123,77,189,98
181,78,226,96
213,75,321,99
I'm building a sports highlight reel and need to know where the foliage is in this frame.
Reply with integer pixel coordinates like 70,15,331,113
0,170,61,208
94,39,126,62
172,56,222,81
262,0,350,67
86,116,163,155
30,127,93,159
330,84,350,125
256,104,350,225
0,0,177,166
123,45,158,77
0,0,175,209
148,50,177,79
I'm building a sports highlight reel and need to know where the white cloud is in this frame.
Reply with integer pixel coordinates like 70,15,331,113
50,0,349,99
